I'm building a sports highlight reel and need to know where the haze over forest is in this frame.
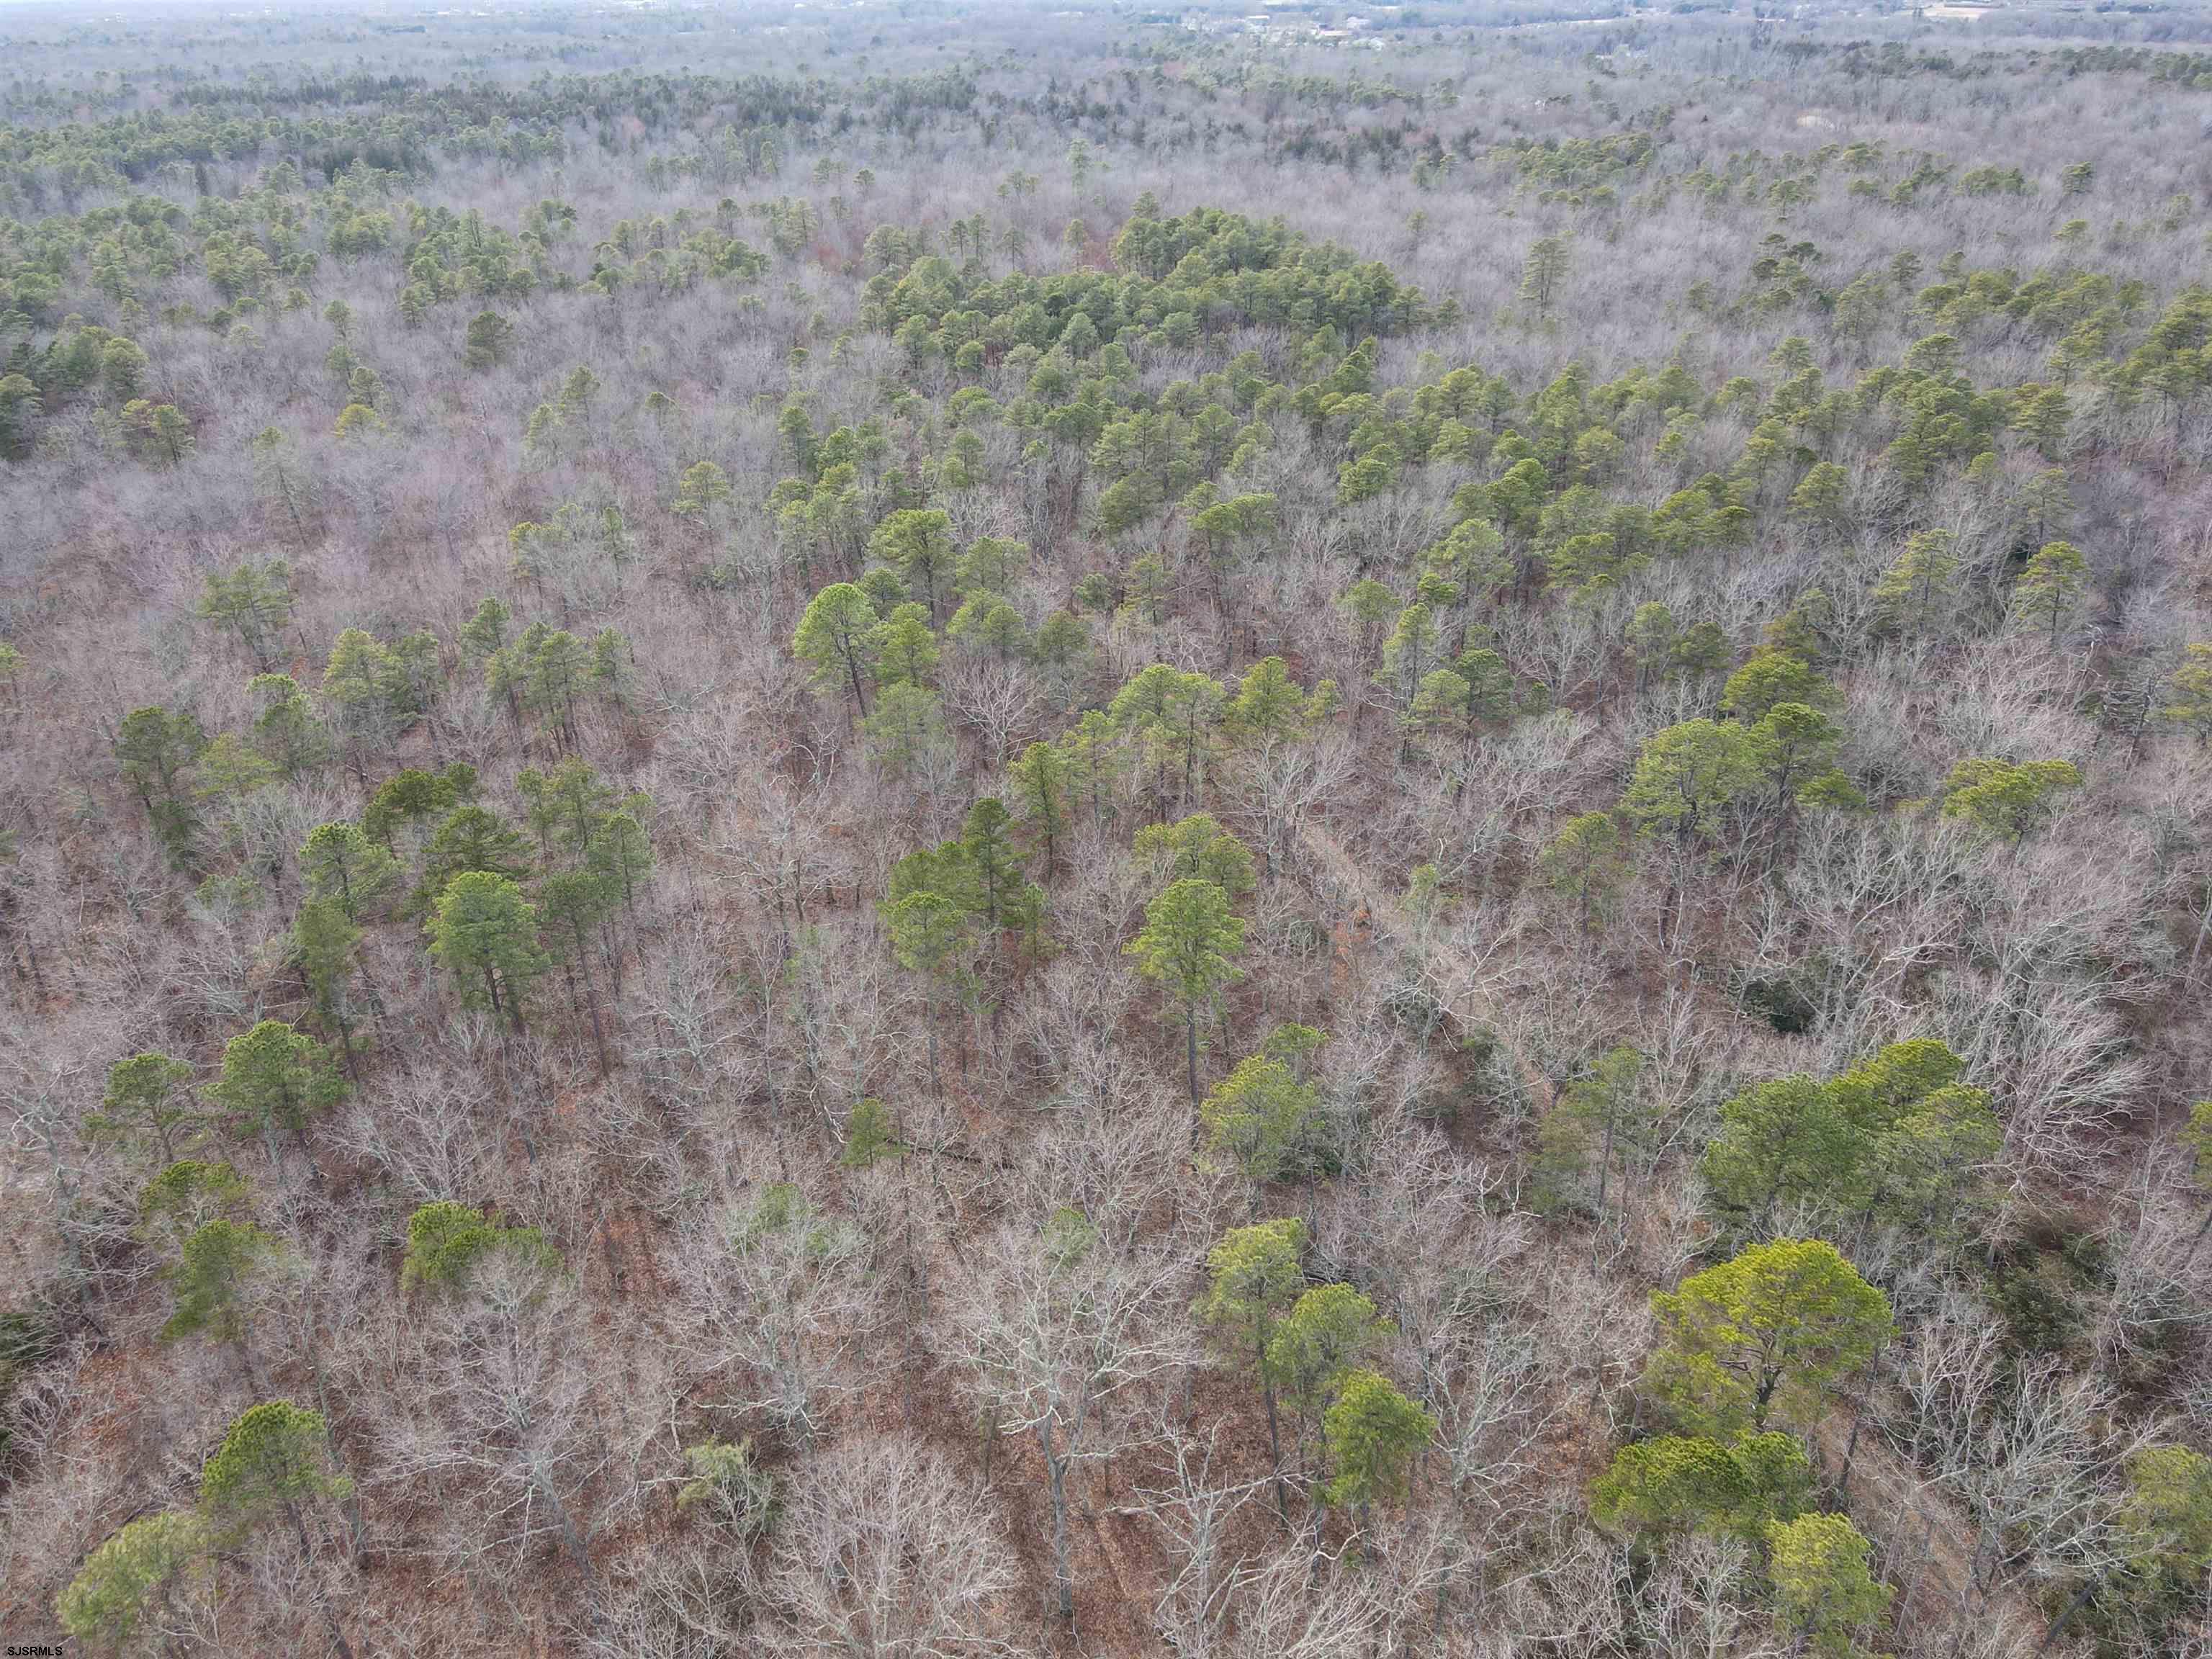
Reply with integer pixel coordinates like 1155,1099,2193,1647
3,0,2212,1654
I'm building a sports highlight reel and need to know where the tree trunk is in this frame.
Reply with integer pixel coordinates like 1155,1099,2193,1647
1838,1341,1882,1500
1041,1423,1074,1626
334,1007,359,1084
2186,887,2212,984
842,645,869,720
568,917,610,1076
1595,1107,1616,1218
2183,1200,2212,1268
284,1501,356,1659
1260,1336,1289,1527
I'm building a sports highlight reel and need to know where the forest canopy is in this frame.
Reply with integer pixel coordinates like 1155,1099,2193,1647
3,0,2212,1655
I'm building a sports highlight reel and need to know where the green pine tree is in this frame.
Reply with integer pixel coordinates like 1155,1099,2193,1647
427,872,549,1033
1126,877,1246,1102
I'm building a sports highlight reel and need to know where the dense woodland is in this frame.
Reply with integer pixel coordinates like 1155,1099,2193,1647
3,0,2212,1653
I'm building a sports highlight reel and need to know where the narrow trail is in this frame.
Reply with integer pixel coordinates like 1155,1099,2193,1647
1298,818,2060,1655
1296,817,1555,1112
1811,1412,2063,1658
